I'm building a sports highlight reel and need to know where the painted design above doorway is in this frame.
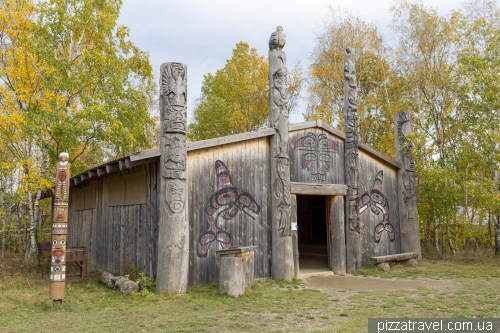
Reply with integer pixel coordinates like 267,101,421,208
358,170,395,243
293,132,339,183
197,160,261,258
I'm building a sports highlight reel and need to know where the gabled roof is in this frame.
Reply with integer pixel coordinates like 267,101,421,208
41,120,401,199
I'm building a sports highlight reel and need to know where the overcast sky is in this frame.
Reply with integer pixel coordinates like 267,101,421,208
117,0,459,124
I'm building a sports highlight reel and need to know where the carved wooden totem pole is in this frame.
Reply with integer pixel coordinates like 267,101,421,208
395,112,421,258
157,62,189,294
344,48,362,273
50,153,70,301
269,26,294,280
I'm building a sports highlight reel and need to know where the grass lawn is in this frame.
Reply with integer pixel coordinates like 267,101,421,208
0,253,499,332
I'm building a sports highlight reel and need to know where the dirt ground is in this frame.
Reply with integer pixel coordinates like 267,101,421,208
305,274,455,294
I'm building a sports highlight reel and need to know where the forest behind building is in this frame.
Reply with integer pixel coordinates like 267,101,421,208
1,0,499,261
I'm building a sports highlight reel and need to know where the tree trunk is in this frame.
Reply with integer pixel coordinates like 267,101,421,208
447,228,455,256
33,187,42,245
25,190,37,261
474,239,481,257
493,214,500,255
434,224,440,252
1,193,5,259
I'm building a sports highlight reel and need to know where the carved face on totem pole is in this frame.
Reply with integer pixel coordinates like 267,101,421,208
53,153,70,222
161,62,187,133
166,182,186,213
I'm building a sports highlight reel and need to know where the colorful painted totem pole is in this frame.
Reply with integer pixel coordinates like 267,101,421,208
156,62,189,294
50,153,70,300
344,48,362,273
269,26,294,280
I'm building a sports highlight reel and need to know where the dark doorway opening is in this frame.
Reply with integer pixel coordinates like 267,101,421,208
297,195,330,274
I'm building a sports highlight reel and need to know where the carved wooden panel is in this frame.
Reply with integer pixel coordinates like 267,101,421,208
289,128,344,184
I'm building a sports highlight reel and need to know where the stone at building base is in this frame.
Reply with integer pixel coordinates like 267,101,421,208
407,259,418,267
379,263,390,271
217,246,257,298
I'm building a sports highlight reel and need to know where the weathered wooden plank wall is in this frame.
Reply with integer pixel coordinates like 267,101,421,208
289,129,345,184
356,150,401,267
67,163,159,279
188,137,271,285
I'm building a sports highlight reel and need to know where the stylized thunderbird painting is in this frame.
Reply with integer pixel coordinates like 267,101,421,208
197,160,261,257
358,171,395,243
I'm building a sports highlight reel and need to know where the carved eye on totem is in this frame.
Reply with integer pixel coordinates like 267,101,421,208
62,208,67,211
53,240,58,245
61,240,65,245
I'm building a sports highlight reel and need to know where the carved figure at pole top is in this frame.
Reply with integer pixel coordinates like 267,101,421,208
269,26,289,158
344,47,360,233
161,62,187,133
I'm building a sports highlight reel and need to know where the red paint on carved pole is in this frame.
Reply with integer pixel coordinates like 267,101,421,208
50,153,70,301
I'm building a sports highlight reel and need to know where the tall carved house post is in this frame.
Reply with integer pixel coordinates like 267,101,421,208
269,26,294,280
343,48,362,273
50,153,70,301
157,62,189,294
395,112,422,259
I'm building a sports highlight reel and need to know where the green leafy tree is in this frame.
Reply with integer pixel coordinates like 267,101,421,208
189,42,304,141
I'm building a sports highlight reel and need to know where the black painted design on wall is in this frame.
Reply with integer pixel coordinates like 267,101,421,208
358,171,395,243
197,160,261,258
293,132,339,182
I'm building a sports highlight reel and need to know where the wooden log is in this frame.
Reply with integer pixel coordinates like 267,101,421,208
219,256,244,297
370,252,418,264
329,195,346,274
344,47,362,274
291,195,299,279
156,62,189,294
395,112,421,259
290,182,347,196
269,26,293,281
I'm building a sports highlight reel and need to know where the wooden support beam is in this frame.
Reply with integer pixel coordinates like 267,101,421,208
370,252,418,264
88,170,97,179
118,159,127,171
80,174,89,182
124,158,130,169
73,178,80,186
290,182,347,196
96,168,106,177
105,163,119,174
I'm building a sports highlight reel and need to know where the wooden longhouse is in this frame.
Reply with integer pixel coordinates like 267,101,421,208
43,27,421,287
43,119,420,284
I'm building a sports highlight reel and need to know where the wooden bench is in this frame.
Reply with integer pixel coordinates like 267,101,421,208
37,242,88,285
370,252,418,270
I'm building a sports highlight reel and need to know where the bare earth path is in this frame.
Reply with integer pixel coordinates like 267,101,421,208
305,274,455,293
